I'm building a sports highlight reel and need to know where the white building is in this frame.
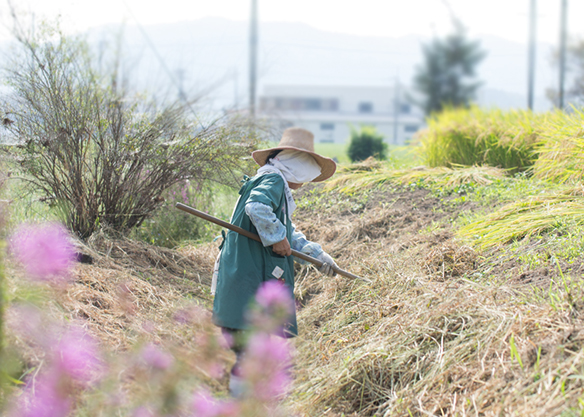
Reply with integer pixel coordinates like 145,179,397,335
259,85,425,145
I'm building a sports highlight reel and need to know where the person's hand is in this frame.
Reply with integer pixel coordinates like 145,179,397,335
272,237,291,257
317,252,337,277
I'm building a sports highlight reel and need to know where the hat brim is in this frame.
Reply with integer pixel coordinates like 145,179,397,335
252,146,337,182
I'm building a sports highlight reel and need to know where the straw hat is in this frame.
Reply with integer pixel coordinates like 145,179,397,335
252,127,337,182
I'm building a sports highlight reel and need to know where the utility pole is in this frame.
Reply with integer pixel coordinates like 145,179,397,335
558,0,568,109
249,0,258,118
393,78,400,145
527,0,536,110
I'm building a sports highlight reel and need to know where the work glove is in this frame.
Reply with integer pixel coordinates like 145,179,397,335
317,252,337,277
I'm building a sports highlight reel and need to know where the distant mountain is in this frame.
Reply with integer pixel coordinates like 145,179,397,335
3,17,556,112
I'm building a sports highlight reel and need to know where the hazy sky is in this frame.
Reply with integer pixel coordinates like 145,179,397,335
1,0,582,45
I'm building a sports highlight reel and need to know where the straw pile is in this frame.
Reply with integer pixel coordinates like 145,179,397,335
289,179,584,416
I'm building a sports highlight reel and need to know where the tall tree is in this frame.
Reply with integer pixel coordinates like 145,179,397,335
413,22,486,116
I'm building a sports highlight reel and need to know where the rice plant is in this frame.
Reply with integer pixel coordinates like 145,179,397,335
416,106,543,171
458,186,584,249
325,160,507,194
533,107,584,184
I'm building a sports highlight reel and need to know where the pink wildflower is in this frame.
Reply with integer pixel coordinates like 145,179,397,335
250,280,294,333
174,305,208,325
241,333,292,401
54,326,101,382
255,280,294,314
132,406,157,417
11,373,71,417
141,343,174,370
10,223,75,282
192,390,239,417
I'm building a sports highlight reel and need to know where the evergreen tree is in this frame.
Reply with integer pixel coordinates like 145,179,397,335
413,22,486,116
347,126,387,163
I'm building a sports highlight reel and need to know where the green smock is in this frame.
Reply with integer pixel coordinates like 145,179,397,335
212,173,297,336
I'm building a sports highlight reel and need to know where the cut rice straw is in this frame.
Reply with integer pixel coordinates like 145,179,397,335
458,185,584,249
325,159,507,194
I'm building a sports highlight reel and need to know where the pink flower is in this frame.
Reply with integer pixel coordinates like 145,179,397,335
132,406,157,417
250,280,295,333
174,305,208,325
10,373,70,417
10,223,76,282
191,390,239,417
54,326,101,382
255,280,293,314
241,333,292,401
140,343,174,370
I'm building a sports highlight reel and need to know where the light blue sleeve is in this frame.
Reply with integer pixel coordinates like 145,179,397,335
291,223,323,265
245,202,286,247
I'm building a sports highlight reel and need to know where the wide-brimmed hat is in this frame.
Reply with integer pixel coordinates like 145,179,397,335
252,127,336,182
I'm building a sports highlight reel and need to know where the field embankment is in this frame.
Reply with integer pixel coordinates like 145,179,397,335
6,105,584,416
288,161,584,416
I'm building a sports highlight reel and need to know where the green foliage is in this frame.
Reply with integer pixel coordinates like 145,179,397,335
412,21,486,115
416,106,541,170
1,25,258,239
346,126,387,162
132,182,239,248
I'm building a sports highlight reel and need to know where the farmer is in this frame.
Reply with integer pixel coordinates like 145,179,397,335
212,127,338,396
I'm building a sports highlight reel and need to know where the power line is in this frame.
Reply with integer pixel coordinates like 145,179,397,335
120,0,205,127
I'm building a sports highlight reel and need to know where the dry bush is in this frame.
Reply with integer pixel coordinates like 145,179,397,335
1,20,258,238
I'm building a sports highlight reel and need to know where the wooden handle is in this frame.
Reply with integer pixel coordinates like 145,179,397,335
175,202,371,284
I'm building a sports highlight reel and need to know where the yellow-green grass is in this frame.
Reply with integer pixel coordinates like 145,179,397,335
313,142,350,164
533,107,584,184
458,186,584,249
324,160,507,194
416,106,543,171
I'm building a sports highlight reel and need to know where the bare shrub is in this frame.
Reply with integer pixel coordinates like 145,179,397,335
1,21,259,238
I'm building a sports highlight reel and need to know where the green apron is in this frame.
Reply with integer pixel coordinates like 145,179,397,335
212,173,297,336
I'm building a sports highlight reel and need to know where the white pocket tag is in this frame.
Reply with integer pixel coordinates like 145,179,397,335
272,266,284,279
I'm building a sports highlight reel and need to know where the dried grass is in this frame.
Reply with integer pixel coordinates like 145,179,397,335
325,160,507,194
289,182,584,417
85,229,218,300
458,185,584,249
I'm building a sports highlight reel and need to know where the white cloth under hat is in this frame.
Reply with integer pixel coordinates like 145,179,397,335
269,150,322,184
251,127,336,182
256,150,322,219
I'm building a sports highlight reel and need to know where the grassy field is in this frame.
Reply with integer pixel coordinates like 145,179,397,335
6,107,584,416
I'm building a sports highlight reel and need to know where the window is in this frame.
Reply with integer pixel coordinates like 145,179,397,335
304,99,322,110
259,97,338,112
358,102,373,113
404,124,419,133
400,104,411,114
320,123,335,130
321,99,339,111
